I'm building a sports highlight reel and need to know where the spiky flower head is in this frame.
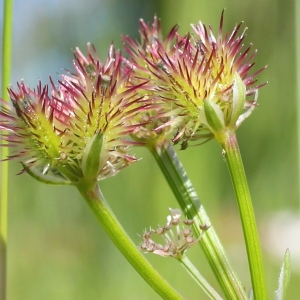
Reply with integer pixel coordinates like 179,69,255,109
0,44,149,185
140,208,208,259
0,82,67,180
125,12,266,148
123,16,180,76
123,17,185,144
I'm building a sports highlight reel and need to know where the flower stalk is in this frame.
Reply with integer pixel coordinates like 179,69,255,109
180,255,223,300
76,182,183,300
218,131,268,300
148,138,247,300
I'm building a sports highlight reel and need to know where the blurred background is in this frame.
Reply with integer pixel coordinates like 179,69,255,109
1,0,299,299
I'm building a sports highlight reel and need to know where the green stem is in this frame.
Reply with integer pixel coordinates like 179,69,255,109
219,131,267,300
296,0,300,202
76,182,183,300
1,1,13,299
148,138,247,300
179,255,223,300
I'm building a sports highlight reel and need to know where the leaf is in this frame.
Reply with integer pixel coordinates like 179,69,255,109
275,249,291,300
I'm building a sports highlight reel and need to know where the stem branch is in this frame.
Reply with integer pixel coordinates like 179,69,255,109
76,183,183,300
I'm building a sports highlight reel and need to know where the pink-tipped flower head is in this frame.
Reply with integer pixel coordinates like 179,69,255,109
0,82,67,178
126,12,266,148
123,17,187,144
0,44,150,184
56,44,151,181
123,16,181,76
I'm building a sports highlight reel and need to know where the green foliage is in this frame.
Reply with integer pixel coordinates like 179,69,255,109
275,249,291,300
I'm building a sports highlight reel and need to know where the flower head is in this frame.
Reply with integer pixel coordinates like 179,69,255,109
0,82,66,178
125,12,266,148
123,17,186,145
140,208,208,259
0,44,150,184
123,16,181,76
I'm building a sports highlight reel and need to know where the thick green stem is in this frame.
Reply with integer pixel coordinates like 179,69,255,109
1,1,13,299
179,255,223,300
148,138,247,300
219,131,267,300
76,182,183,300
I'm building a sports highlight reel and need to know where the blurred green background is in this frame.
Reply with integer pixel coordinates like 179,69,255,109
1,0,299,299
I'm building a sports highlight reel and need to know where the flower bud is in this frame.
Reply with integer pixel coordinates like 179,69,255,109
139,208,208,258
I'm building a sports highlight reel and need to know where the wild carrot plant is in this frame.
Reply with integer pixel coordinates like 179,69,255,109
1,6,292,299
